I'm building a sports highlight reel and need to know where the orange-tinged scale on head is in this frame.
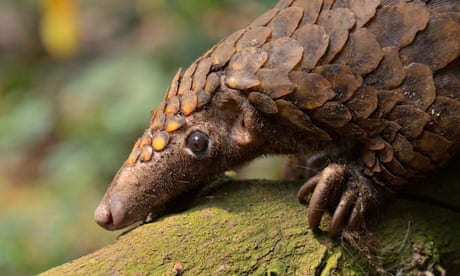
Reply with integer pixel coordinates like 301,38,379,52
127,139,141,165
165,114,186,132
152,131,170,152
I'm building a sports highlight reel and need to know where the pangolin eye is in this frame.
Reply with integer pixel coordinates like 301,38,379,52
186,131,209,155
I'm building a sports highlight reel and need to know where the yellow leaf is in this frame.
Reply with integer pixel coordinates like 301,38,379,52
40,0,79,58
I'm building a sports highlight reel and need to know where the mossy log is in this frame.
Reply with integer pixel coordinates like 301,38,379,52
42,167,460,275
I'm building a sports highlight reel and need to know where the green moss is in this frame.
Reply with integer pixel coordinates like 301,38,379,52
41,176,460,275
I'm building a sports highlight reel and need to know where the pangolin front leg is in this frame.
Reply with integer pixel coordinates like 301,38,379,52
298,163,382,235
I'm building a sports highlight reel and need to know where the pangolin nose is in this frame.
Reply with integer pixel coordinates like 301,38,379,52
94,203,114,230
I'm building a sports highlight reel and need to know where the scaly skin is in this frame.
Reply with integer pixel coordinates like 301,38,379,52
95,0,460,234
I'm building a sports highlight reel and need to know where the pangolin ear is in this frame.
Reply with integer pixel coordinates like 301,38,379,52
217,94,257,146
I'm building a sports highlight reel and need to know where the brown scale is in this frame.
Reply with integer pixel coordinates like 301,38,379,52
248,92,278,114
333,28,384,76
289,71,336,109
317,8,356,64
99,0,460,236
292,24,329,71
364,47,406,90
235,27,271,51
291,0,322,24
228,47,268,73
276,99,332,141
268,6,304,39
345,86,379,120
366,4,430,49
313,64,363,102
257,68,295,99
332,0,380,28
262,37,304,71
400,20,460,71
395,63,436,111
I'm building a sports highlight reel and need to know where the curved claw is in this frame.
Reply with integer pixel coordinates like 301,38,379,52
297,174,321,204
329,191,356,236
306,164,345,230
297,162,382,235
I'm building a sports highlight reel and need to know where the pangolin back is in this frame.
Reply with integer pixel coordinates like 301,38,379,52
128,0,460,186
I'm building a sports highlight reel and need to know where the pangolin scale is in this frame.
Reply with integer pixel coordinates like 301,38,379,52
95,0,460,235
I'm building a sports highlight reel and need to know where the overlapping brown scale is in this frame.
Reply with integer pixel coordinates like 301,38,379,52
211,29,246,69
289,71,335,109
380,120,401,143
225,70,260,90
164,96,180,115
293,24,329,71
363,149,376,168
178,62,197,95
377,141,394,163
332,0,380,27
387,105,430,139
274,0,294,9
235,27,271,51
249,7,279,27
140,146,153,162
257,68,295,99
262,37,304,71
322,0,335,11
415,130,453,163
434,61,460,99
400,20,460,71
366,136,386,151
166,68,182,99
151,111,166,130
248,92,279,114
139,135,152,148
366,4,429,49
355,118,387,137
196,89,212,109
269,6,304,39
406,152,435,172
334,123,368,141
313,64,363,102
385,157,410,177
395,63,435,110
392,134,415,163
127,139,141,165
192,57,213,92
204,72,220,94
292,0,322,24
165,114,186,133
374,90,404,117
365,47,406,90
426,96,460,142
180,90,198,116
152,131,170,152
275,99,332,141
334,28,384,76
429,0,460,23
345,85,378,120
317,8,356,64
379,164,409,185
309,101,352,128
229,47,268,73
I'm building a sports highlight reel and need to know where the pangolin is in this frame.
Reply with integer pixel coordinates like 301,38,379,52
94,0,460,235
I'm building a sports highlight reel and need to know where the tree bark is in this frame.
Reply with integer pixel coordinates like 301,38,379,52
41,165,460,275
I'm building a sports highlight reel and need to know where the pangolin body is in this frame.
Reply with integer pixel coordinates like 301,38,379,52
95,0,460,234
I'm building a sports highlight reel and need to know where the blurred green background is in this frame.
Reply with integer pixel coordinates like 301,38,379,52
0,0,283,274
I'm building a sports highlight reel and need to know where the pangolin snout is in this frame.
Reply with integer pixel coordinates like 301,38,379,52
94,194,132,231
94,165,147,230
